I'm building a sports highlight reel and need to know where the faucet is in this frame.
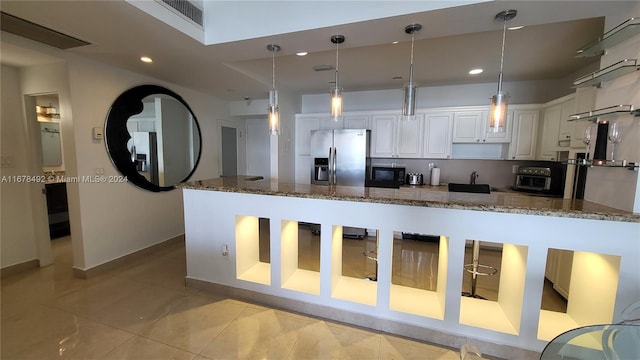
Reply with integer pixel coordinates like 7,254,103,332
470,170,479,184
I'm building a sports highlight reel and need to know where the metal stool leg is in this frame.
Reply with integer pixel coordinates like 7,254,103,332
463,240,498,299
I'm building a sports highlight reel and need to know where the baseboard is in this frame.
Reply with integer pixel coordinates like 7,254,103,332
1,259,40,278
186,278,540,360
73,234,184,279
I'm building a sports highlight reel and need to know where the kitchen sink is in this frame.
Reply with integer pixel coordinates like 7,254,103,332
448,183,491,194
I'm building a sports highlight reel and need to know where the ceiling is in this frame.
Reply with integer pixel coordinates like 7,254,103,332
0,1,633,102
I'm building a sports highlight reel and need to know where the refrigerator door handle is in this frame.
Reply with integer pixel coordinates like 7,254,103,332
328,147,332,185
333,147,337,185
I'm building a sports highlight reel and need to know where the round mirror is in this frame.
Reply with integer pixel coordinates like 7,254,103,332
105,85,202,192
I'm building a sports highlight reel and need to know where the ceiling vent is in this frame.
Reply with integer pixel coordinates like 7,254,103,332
0,11,90,49
159,0,203,27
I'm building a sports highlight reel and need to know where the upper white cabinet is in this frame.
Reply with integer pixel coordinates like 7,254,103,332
295,115,323,155
557,97,575,142
508,109,539,160
452,109,512,143
343,113,370,129
422,111,453,159
537,94,575,160
371,113,423,158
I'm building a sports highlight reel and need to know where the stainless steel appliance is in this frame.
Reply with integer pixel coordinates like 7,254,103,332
310,129,371,186
407,173,423,185
368,166,406,188
310,129,370,238
513,166,565,197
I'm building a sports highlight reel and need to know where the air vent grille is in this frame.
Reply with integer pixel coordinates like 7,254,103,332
159,0,203,26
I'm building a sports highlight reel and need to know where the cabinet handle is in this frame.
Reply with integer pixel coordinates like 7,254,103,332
483,139,486,142
512,157,515,159
476,139,480,142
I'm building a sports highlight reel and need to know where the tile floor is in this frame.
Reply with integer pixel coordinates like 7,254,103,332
1,236,467,360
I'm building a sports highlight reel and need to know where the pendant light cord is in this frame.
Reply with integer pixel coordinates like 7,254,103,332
272,49,276,90
335,41,340,90
498,19,507,92
409,32,415,84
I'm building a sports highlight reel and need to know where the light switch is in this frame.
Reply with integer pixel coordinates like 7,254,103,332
92,127,104,140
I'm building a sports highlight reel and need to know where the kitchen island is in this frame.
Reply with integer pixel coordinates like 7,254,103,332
180,177,639,359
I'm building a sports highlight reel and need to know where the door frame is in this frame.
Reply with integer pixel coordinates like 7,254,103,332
218,119,241,176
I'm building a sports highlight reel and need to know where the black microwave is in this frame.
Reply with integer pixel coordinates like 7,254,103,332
367,166,406,188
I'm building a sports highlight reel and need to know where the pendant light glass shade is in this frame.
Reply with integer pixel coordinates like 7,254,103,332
330,35,345,122
266,44,280,135
403,24,421,121
489,10,517,133
268,89,279,136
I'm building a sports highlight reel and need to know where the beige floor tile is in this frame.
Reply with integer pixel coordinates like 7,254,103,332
379,334,459,360
98,336,197,360
287,319,381,359
91,282,191,334
199,306,308,359
1,304,132,359
138,294,247,353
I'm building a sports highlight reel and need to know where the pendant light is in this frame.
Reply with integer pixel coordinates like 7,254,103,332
489,9,517,133
330,35,345,122
267,44,280,135
403,24,422,121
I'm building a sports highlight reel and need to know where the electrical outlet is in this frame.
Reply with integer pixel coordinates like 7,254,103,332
512,165,519,174
95,167,105,175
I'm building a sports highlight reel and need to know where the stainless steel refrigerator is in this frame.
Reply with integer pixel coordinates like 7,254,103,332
310,129,371,187
310,129,370,238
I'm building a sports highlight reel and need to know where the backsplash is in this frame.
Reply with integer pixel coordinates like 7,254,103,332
370,158,565,188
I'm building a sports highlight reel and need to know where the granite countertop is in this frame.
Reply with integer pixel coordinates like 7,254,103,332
179,177,640,223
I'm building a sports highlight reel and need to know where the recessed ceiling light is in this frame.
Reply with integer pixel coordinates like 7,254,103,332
392,41,399,45
392,76,403,80
296,52,308,56
508,26,524,30
469,68,483,75
140,56,153,63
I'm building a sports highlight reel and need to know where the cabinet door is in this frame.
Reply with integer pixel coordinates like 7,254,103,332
508,110,539,160
452,111,483,143
343,115,370,129
319,116,343,130
371,115,397,158
295,115,321,155
558,98,575,142
545,249,559,282
396,114,423,158
538,104,561,160
484,111,512,143
553,250,573,300
423,112,453,159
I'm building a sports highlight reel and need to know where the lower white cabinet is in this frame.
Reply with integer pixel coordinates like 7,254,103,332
508,109,539,160
546,248,573,300
422,112,453,159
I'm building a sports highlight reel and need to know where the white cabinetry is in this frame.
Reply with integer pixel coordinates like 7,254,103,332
546,248,573,300
537,94,575,160
508,109,539,160
343,113,370,129
452,109,512,143
422,112,453,159
370,113,423,158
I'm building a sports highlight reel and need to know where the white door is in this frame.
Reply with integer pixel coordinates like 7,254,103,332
245,119,270,178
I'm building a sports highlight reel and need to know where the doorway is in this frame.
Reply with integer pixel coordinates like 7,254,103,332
221,125,238,176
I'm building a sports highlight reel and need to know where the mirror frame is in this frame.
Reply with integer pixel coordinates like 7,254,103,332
105,85,202,192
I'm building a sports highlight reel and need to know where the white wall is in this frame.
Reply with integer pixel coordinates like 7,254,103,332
1,65,39,268
584,8,640,212
2,33,229,271
301,79,571,114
